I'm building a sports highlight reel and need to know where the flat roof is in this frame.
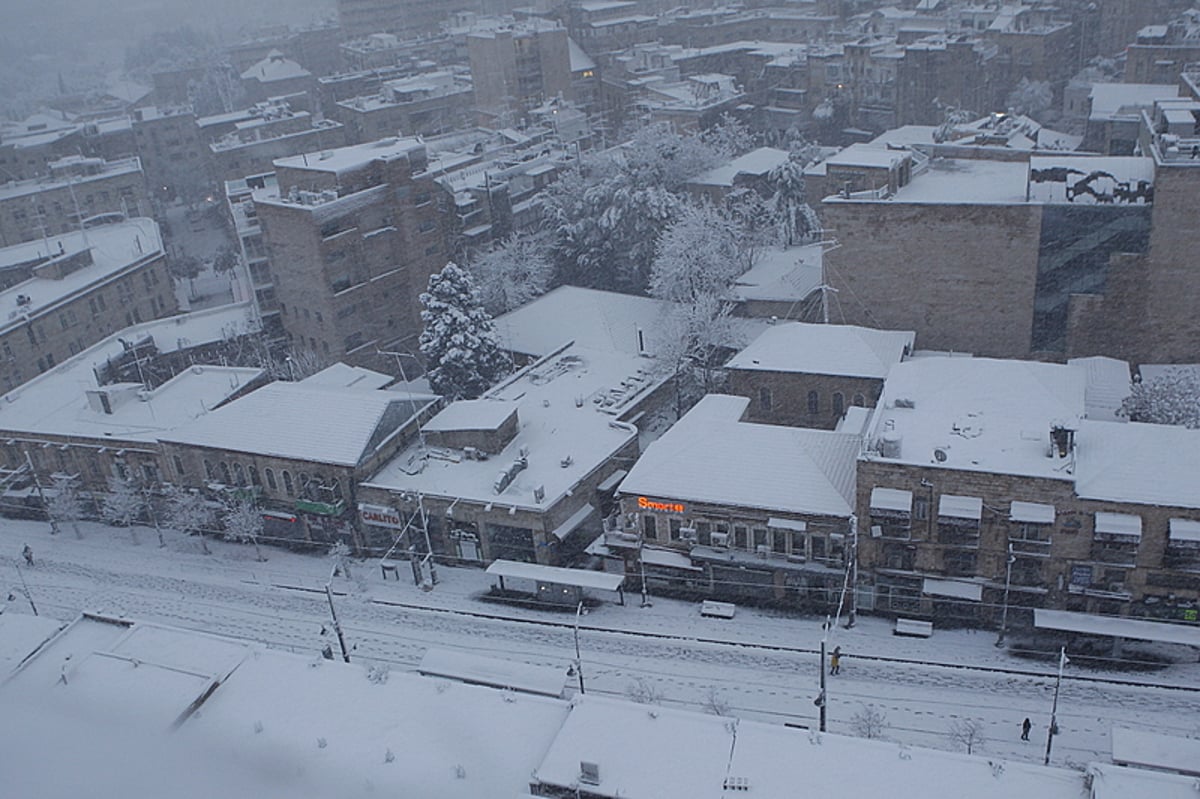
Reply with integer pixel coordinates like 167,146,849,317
1034,608,1200,648
619,394,859,518
1074,420,1200,510
0,156,142,202
423,398,517,433
0,218,161,333
729,244,824,303
726,322,913,379
274,136,424,176
1089,83,1180,120
689,147,790,187
418,648,566,697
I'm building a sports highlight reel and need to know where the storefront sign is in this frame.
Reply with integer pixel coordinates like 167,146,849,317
359,503,403,529
637,496,686,513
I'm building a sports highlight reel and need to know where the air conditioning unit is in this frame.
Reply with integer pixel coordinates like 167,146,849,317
756,544,770,557
579,761,601,785
680,527,697,542
710,531,729,548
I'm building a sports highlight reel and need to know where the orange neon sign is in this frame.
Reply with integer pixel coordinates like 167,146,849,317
638,496,686,513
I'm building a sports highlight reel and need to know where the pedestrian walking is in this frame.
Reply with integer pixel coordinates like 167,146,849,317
21,544,33,567
829,646,842,675
1021,717,1032,741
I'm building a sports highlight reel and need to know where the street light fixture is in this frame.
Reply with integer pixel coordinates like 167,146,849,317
1044,646,1068,765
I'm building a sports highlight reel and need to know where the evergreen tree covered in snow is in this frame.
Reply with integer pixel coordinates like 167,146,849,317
1120,369,1200,428
419,262,509,400
469,229,554,315
767,155,815,246
1007,78,1053,118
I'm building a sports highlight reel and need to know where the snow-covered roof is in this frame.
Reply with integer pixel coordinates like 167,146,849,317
418,647,567,698
0,155,142,202
273,136,425,176
1110,727,1200,776
364,342,651,512
888,157,1029,204
1089,83,1180,120
0,218,161,333
1066,356,1130,422
568,37,596,72
1073,420,1200,510
160,382,433,467
689,147,790,187
300,362,393,390
241,50,311,83
1034,608,1200,648
0,613,63,677
726,322,913,379
1089,763,1200,799
619,394,859,518
729,244,824,303
824,142,910,170
423,398,517,432
864,357,1087,480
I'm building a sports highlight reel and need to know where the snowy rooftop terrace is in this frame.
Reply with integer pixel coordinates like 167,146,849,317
363,341,652,511
272,136,425,176
0,156,142,202
726,321,914,379
0,303,262,442
0,218,161,334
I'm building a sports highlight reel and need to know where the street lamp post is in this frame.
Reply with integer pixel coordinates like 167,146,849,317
325,561,351,663
1044,646,1068,765
996,543,1016,647
847,514,858,628
572,600,586,694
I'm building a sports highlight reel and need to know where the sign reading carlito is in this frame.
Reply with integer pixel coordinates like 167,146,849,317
637,496,686,513
359,503,403,529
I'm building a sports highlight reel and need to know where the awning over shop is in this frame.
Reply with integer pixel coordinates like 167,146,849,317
1010,501,1055,524
870,487,913,513
768,517,807,532
938,495,982,521
550,504,597,541
1168,518,1200,545
922,577,983,602
1094,512,1142,539
640,546,702,572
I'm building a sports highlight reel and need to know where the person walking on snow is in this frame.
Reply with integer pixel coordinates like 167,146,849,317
829,646,842,675
21,544,33,567
1021,717,1032,741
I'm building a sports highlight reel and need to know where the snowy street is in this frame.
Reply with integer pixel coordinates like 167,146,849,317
4,518,1199,769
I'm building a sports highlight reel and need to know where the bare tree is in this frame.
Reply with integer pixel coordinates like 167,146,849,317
329,540,352,579
703,686,731,716
102,478,145,544
47,476,85,539
223,496,266,561
949,717,987,754
625,677,664,705
851,703,889,740
165,484,214,554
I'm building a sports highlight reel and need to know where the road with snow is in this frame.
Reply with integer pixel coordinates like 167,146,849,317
5,518,1199,769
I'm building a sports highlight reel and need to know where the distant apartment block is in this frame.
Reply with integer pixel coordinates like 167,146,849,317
332,71,476,140
0,156,150,247
252,138,454,367
468,20,573,123
205,106,347,183
0,218,177,392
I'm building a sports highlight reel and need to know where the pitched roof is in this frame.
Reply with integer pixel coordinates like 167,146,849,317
619,394,860,517
726,322,913,379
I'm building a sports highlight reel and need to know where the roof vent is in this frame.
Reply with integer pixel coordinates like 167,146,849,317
579,761,600,785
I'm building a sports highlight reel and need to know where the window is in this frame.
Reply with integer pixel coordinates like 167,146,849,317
696,521,712,546
807,390,819,415
772,530,788,554
204,460,216,481
249,466,260,487
853,393,866,407
812,535,827,561
233,463,246,486
759,386,772,411
643,514,658,540
219,462,232,485
282,470,294,497
173,455,186,477
753,527,768,550
913,496,929,521
832,392,845,417
668,517,681,540
265,468,277,491
733,525,748,549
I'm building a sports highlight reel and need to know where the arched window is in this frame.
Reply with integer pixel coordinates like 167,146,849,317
832,392,845,417
265,468,277,491
204,460,216,481
174,455,186,478
807,390,820,416
233,463,246,486
219,461,232,485
331,479,344,500
853,393,867,407
282,470,294,497
249,466,261,487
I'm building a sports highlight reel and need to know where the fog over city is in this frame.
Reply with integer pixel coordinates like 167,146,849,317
2,1,1200,797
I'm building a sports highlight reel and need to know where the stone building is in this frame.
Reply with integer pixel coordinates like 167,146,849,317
331,71,476,141
131,106,205,202
0,218,176,393
0,156,150,247
611,394,861,609
468,19,573,124
724,322,913,429
240,51,316,107
159,369,438,550
855,355,1200,628
251,137,455,368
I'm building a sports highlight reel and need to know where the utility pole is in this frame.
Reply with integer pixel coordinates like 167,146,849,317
1044,646,1068,765
996,543,1015,647
847,514,858,628
13,561,39,615
817,635,827,732
325,581,351,663
572,600,586,694
25,451,59,535
638,536,651,608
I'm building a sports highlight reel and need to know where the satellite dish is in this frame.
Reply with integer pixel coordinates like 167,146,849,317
933,448,948,463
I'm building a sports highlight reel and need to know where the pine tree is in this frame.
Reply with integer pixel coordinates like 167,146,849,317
419,262,509,400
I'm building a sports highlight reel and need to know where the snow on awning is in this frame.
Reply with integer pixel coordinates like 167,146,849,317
1010,501,1055,524
550,503,596,541
923,578,982,602
1094,512,1142,539
1169,518,1200,545
870,487,912,513
768,517,807,532
938,494,982,521
596,469,628,494
640,546,702,572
